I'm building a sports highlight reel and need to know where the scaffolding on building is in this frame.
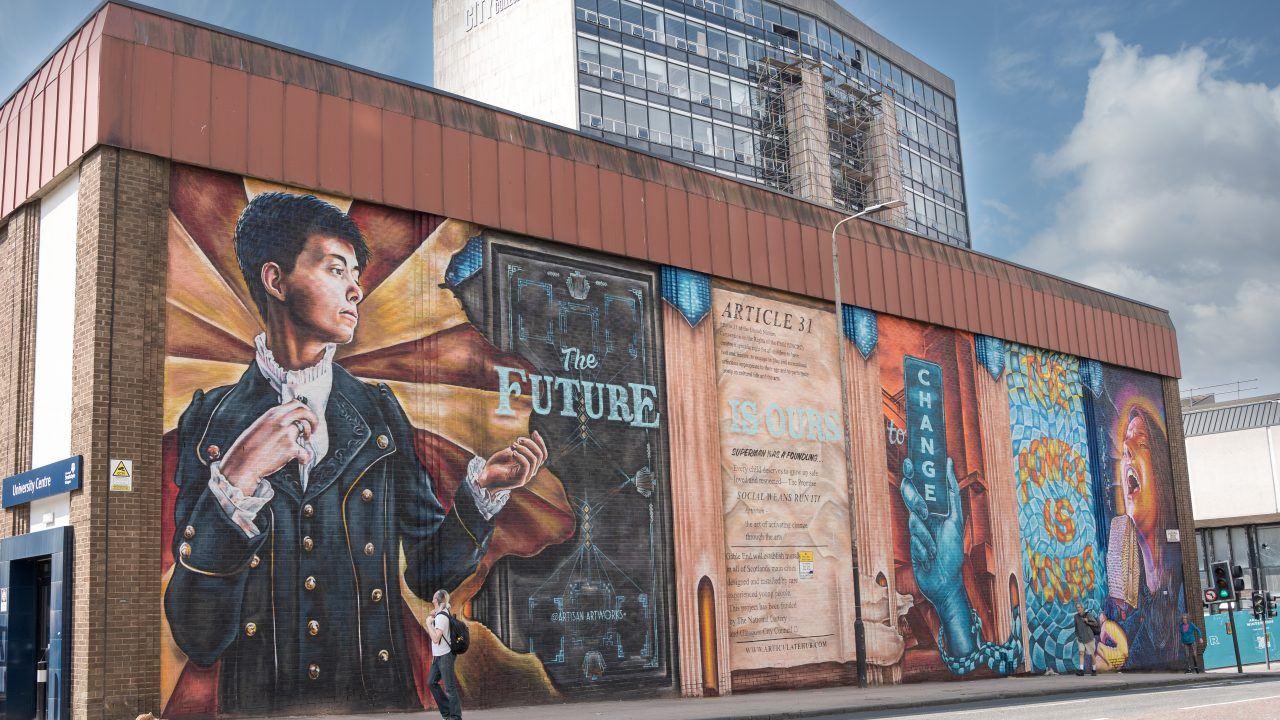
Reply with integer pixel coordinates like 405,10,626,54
753,56,904,224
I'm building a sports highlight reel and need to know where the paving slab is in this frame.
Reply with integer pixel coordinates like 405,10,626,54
258,671,1280,720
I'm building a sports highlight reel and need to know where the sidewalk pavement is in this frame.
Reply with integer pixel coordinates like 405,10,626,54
267,670,1280,720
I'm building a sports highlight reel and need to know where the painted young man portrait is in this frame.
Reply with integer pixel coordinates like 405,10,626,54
163,192,548,713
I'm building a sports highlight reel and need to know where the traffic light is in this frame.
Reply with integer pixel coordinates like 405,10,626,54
1212,561,1232,601
1232,565,1247,601
1253,592,1266,621
1268,592,1279,619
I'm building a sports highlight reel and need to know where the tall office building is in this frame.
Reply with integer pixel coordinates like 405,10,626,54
435,0,970,247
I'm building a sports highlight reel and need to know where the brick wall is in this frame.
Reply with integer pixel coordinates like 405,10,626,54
68,147,169,719
1164,376,1206,634
0,203,39,537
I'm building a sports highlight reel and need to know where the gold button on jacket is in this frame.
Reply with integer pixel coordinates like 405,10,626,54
244,622,257,637
304,576,317,591
308,620,320,636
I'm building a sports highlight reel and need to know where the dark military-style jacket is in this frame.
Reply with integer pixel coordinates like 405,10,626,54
163,363,493,714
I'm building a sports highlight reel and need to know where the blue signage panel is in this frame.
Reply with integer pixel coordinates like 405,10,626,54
2,455,82,508
1204,610,1279,669
904,356,949,517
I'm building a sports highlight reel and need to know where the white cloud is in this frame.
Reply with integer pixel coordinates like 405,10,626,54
1017,33,1280,395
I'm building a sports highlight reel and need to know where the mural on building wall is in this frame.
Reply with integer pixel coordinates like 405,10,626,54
709,282,858,682
155,164,1188,717
1084,363,1185,670
159,166,671,716
1006,344,1105,673
878,316,1022,679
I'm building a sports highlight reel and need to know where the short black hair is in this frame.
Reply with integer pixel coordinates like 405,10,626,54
234,192,370,318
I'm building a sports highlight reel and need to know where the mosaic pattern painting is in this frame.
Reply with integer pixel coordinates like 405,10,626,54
1006,344,1105,673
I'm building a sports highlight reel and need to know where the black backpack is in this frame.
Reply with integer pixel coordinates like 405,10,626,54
437,611,470,655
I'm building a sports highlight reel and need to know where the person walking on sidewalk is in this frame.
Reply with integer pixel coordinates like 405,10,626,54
427,590,463,720
1075,601,1101,676
1178,613,1205,673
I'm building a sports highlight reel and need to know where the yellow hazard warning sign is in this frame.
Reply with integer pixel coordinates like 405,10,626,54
110,458,132,492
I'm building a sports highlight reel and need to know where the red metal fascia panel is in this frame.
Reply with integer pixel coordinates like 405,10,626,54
921,257,942,325
0,124,6,217
642,180,669,265
752,212,783,285
1141,320,1162,376
209,63,248,175
986,271,1006,340
742,208,767,284
597,168,625,257
170,55,211,167
884,248,909,318
440,125,470,220
349,101,383,204
665,184,690,268
130,43,173,158
573,162,601,251
687,193,712,275
283,83,319,189
935,261,955,329
908,253,928,322
317,93,352,196
1068,300,1085,360
497,140,526,234
725,202,750,282
1099,310,1118,367
801,224,824,300
782,220,805,295
972,272,993,339
82,37,101,153
524,149,553,240
707,196,732,279
41,79,59,187
845,229,868,309
548,154,577,246
100,4,135,41
381,110,412,210
862,242,884,314
412,118,443,215
621,175,647,260
3,118,16,216
727,203,752,279
247,74,285,184
999,278,1018,345
1024,287,1045,351
1056,296,1073,356
22,99,38,199
956,268,976,334
54,68,72,173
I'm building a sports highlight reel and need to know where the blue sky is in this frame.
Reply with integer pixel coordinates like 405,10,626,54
2,0,1279,397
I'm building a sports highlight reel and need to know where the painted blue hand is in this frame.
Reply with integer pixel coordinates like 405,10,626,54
900,456,976,657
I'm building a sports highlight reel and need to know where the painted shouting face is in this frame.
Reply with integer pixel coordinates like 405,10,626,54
1120,411,1159,540
267,234,364,344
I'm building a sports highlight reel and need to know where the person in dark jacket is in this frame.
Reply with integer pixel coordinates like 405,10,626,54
163,193,547,713
1075,601,1100,676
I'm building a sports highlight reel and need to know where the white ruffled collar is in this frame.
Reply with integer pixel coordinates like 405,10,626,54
253,333,336,393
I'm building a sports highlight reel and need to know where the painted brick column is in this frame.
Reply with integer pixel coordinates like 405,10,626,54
69,148,169,720
1162,377,1205,635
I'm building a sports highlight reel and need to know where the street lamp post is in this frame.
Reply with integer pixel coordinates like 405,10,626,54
830,200,906,689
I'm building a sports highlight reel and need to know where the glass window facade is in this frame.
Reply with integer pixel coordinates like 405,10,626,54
573,0,969,247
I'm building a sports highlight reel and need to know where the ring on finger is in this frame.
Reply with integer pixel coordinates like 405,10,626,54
293,420,308,437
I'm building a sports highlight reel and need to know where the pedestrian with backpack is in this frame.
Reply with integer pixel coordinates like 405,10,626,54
1074,601,1101,676
427,589,465,719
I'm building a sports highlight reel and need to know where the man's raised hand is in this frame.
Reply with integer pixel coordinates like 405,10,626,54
219,399,320,494
477,430,549,493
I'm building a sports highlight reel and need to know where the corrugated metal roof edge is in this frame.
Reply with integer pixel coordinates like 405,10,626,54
3,0,1174,330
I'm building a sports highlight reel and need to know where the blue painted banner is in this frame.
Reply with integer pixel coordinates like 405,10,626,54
1204,610,1280,669
2,456,81,508
903,356,949,517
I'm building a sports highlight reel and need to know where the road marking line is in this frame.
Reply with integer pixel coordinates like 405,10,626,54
1179,693,1280,710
